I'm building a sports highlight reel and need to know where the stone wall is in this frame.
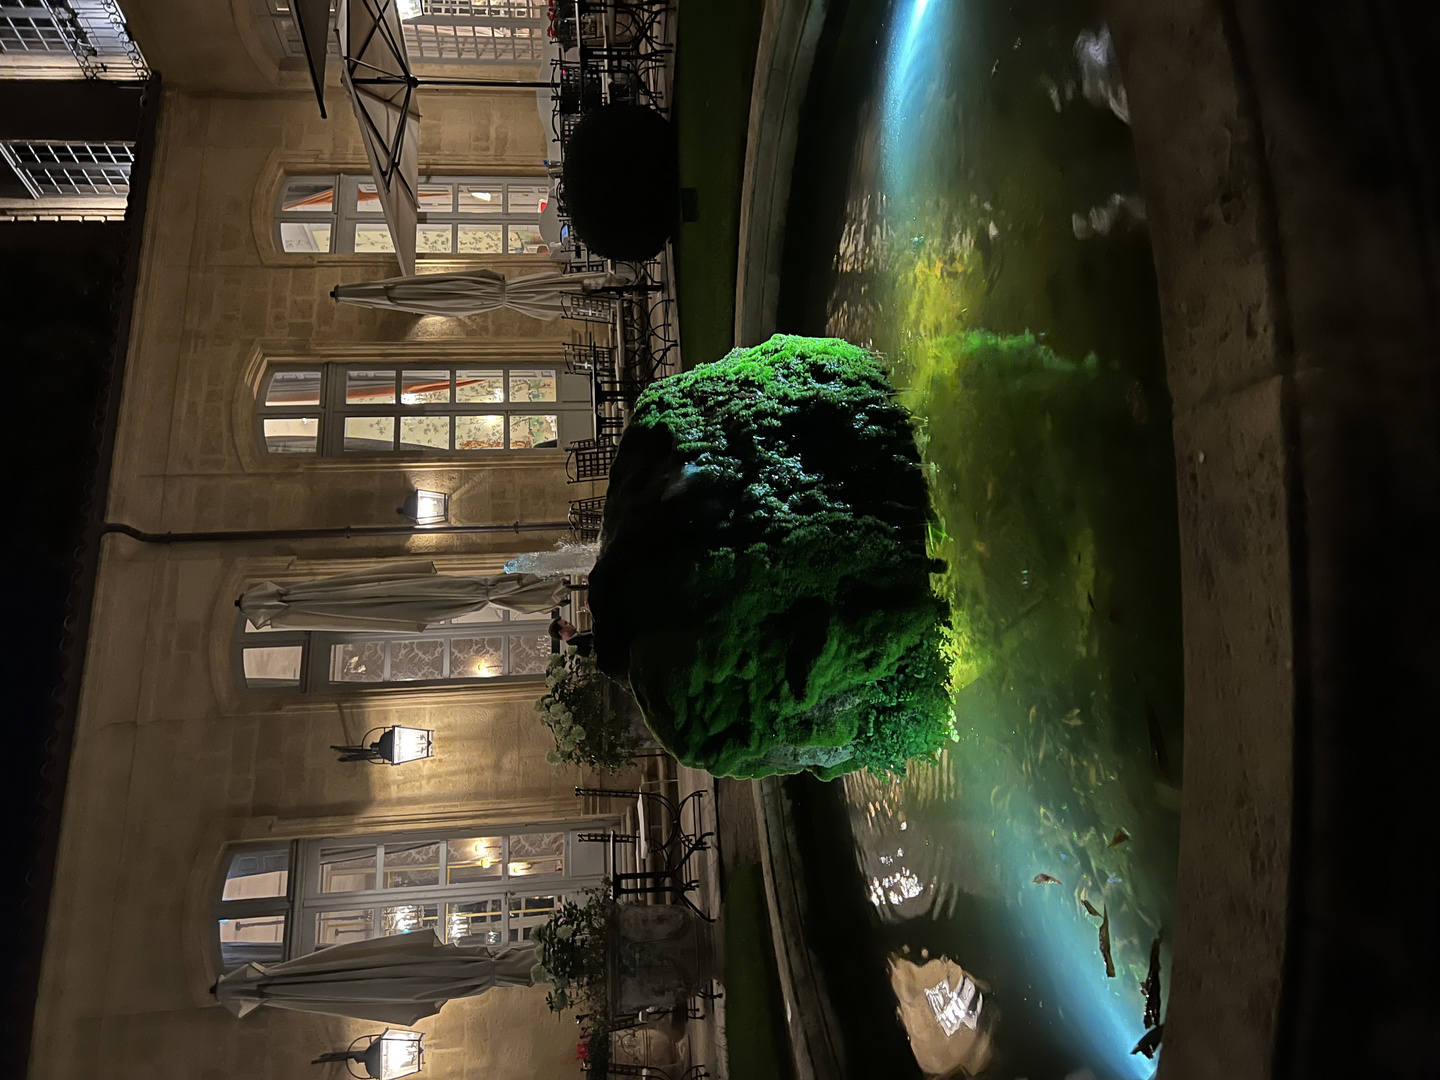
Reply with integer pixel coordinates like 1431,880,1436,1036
30,77,609,1080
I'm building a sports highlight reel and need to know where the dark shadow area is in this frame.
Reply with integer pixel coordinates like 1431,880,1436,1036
0,219,125,1057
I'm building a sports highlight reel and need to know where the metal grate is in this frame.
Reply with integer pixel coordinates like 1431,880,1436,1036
0,139,133,198
0,1,148,78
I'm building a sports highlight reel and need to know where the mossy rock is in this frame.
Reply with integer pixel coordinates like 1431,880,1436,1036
587,335,954,779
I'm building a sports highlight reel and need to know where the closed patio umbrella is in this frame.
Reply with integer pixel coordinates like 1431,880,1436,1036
332,266,632,321
239,561,569,632
215,930,537,1025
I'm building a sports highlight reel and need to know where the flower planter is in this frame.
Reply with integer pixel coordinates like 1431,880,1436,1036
605,903,713,1014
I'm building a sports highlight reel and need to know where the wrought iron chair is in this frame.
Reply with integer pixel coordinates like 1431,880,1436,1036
566,437,618,483
569,496,607,541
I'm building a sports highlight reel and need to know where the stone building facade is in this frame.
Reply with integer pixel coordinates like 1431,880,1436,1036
13,3,612,1078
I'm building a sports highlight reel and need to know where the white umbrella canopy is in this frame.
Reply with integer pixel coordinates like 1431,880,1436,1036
337,0,421,275
215,930,538,1025
239,561,570,632
332,266,632,321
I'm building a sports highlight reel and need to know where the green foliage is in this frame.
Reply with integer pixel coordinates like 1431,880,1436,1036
535,650,641,773
588,334,955,779
531,885,614,1075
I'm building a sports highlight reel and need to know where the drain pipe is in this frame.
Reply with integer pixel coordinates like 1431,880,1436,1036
101,520,571,544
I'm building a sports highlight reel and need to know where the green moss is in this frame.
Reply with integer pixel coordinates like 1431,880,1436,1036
587,335,954,779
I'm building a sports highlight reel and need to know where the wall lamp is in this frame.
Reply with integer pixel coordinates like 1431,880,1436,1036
332,726,434,765
313,1029,424,1079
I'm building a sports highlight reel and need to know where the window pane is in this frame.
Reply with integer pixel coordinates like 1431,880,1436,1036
401,369,451,404
447,899,503,945
509,414,558,449
219,916,286,966
222,849,290,901
331,641,386,682
508,894,560,942
355,182,384,213
347,369,397,405
507,184,549,214
450,636,504,679
344,416,396,452
400,415,450,451
383,841,441,888
319,846,378,892
382,903,440,936
447,837,504,884
317,908,375,947
390,639,445,681
509,832,564,876
281,178,334,212
266,370,322,407
508,223,548,255
457,224,503,254
417,224,453,254
455,369,504,403
508,369,557,403
508,634,551,676
262,417,319,454
280,220,332,253
417,183,454,212
354,223,396,252
457,184,503,213
242,646,303,687
455,415,504,450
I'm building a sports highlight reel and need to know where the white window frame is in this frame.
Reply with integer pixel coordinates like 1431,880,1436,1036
0,6,67,53
255,362,594,458
236,594,572,693
214,823,614,968
275,173,553,257
0,139,132,197
260,0,547,65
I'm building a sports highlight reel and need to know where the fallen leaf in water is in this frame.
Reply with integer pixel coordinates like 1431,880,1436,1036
1081,898,1102,918
1109,828,1131,848
1033,873,1061,885
1131,1025,1163,1058
1098,905,1116,977
1028,705,1038,725
1143,930,1163,1029
1062,709,1083,726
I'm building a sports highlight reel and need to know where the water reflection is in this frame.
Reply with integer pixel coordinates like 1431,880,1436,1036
800,1,1186,1077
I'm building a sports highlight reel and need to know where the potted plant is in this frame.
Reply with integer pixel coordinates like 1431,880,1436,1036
533,886,713,1059
535,649,644,772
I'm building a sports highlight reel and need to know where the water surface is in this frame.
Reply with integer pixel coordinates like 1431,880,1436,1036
781,2,1185,1078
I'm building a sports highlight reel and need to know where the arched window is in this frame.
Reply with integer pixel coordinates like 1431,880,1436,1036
214,824,612,966
256,362,593,457
236,593,573,691
276,173,552,256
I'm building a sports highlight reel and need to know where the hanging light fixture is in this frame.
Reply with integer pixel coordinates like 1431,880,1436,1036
313,1029,425,1080
397,488,449,527
332,725,434,765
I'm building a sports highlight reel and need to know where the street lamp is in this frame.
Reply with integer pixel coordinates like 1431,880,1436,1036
397,489,449,527
332,725,434,765
313,1029,424,1080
